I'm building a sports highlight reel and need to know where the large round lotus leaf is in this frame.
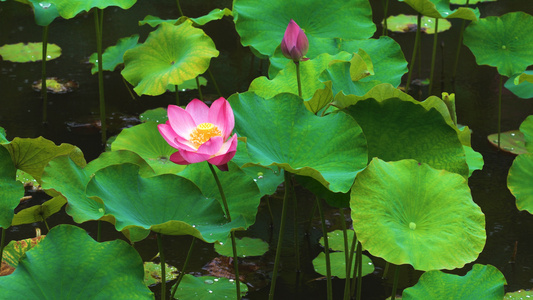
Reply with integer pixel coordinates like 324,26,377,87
0,225,153,299
139,107,168,124
49,0,136,19
233,0,375,57
487,130,528,155
229,92,367,193
0,42,61,62
505,71,533,99
86,163,247,243
313,252,374,279
521,115,533,152
89,35,139,74
111,122,186,175
505,289,533,299
175,275,248,300
1,235,45,268
28,0,60,26
402,264,506,299
399,0,479,20
178,161,261,227
385,14,451,34
3,137,84,183
344,98,468,177
464,12,533,77
122,21,219,96
214,237,269,258
508,153,533,214
350,158,486,271
250,52,352,101
41,150,153,223
0,146,24,228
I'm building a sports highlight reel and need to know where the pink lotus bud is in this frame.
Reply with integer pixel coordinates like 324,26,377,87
280,19,309,62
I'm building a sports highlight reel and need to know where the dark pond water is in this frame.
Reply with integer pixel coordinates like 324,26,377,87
1,0,533,299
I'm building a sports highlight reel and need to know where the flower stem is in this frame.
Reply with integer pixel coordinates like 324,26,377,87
196,77,203,100
295,62,303,98
317,197,333,300
41,25,49,124
428,18,439,95
269,171,292,300
405,13,422,93
207,163,241,300
156,232,166,300
171,236,196,298
94,8,107,145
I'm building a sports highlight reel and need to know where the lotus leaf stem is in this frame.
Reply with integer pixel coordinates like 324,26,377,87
405,14,422,93
175,85,180,105
305,199,318,234
339,211,350,300
452,0,470,86
41,25,49,124
498,75,503,149
176,0,184,17
195,77,203,100
269,171,293,300
171,237,196,298
391,264,400,300
295,62,303,98
317,197,333,300
356,241,363,300
428,18,439,95
156,233,166,300
207,162,241,300
348,231,357,297
382,0,389,36
0,227,5,267
94,9,107,144
291,180,301,272
121,76,136,100
207,69,223,97
382,261,390,279
43,218,50,232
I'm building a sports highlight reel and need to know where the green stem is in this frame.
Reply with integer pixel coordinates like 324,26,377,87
391,264,400,300
349,232,357,297
356,241,363,300
291,180,300,273
121,76,136,100
175,85,180,106
295,62,302,98
157,233,166,300
97,220,101,242
305,199,318,233
171,237,196,298
0,228,5,267
451,0,470,85
94,9,107,145
269,171,292,300
41,25,49,124
207,68,223,97
317,197,333,300
195,77,203,100
428,18,439,95
382,0,389,36
405,13,422,93
207,163,241,300
339,211,350,300
42,218,50,232
382,262,390,279
498,75,503,150
176,0,184,17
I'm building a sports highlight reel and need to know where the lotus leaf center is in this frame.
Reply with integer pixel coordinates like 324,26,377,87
502,45,507,50
190,122,222,148
409,222,416,230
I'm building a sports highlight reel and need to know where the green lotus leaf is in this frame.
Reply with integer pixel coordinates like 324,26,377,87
0,42,61,62
450,0,496,4
313,252,374,279
51,0,137,19
505,289,533,299
111,122,187,175
28,0,60,26
399,0,480,20
121,21,219,96
0,127,8,144
41,150,153,223
178,161,261,228
464,12,533,77
166,76,207,92
402,264,506,299
515,72,533,85
233,0,375,57
89,35,139,74
344,98,468,177
1,235,45,268
295,175,349,208
144,262,179,286
0,225,154,299
140,8,232,28
506,71,533,99
229,92,368,193
464,145,484,177
11,195,66,226
487,130,528,155
139,15,179,27
16,169,39,186
305,81,334,115
351,158,486,271
174,275,248,300
249,52,352,100
214,237,269,257
85,163,246,243
140,107,168,123
319,230,355,252
0,146,24,228
521,115,533,152
385,14,452,34
508,153,533,214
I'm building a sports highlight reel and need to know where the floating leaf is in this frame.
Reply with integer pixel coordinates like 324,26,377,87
0,225,153,299
508,153,533,214
51,0,137,19
0,146,25,228
89,35,139,74
351,158,486,271
399,0,479,20
1,235,45,268
464,12,533,77
313,252,374,279
0,42,61,62
385,14,452,34
229,92,367,193
215,237,269,258
140,107,168,123
143,262,178,286
122,21,219,96
402,264,506,299
487,131,527,155
32,77,78,94
450,0,496,4
506,71,533,99
319,230,355,251
504,289,533,299
174,275,248,300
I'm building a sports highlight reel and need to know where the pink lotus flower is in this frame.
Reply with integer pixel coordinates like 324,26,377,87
281,19,309,62
158,97,238,171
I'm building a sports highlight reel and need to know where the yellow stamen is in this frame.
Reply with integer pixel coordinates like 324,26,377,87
189,122,222,148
